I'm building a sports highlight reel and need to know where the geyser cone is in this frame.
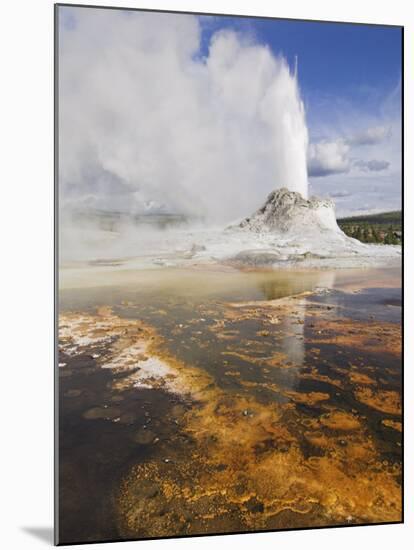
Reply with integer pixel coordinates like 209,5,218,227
238,188,341,235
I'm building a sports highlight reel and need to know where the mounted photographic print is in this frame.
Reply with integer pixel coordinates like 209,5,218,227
55,3,403,545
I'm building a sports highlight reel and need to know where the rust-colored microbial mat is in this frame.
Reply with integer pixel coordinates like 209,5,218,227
58,267,402,543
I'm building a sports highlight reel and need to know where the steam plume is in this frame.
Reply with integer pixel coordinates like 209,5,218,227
59,8,309,224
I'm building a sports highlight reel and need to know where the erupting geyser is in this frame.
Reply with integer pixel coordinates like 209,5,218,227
267,59,309,199
59,11,310,224
58,11,400,272
221,186,400,269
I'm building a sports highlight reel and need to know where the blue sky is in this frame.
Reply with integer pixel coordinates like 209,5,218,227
198,15,402,214
59,7,402,218
199,16,401,113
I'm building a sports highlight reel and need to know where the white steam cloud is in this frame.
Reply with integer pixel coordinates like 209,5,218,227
307,139,350,177
59,8,309,224
348,125,391,146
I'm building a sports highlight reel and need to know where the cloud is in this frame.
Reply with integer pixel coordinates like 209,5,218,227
307,139,350,177
305,75,401,214
347,125,391,146
308,169,401,218
354,159,390,172
329,190,352,198
307,126,392,178
58,7,309,223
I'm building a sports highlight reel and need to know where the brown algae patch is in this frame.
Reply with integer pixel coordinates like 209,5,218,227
118,388,401,538
284,391,330,405
349,372,376,385
60,286,402,539
115,294,401,536
83,406,121,420
308,317,401,358
59,308,213,398
299,369,343,389
117,372,400,535
382,419,402,432
354,388,401,415
319,411,361,431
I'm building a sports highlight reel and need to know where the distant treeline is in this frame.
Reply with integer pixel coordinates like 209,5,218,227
71,209,190,231
337,211,402,245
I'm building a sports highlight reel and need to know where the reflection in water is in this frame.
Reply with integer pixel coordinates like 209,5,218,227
261,271,337,377
58,266,401,544
61,265,342,302
280,298,305,369
258,270,336,301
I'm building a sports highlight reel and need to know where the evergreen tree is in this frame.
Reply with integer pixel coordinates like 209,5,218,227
354,226,363,242
363,227,371,243
372,227,380,243
384,230,397,245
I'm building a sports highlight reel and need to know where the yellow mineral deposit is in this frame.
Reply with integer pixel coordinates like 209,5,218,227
59,276,401,539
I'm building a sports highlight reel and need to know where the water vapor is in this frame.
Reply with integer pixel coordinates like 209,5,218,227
59,7,309,227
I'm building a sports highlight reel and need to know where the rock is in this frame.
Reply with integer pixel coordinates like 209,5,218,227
293,251,325,261
132,429,156,445
183,243,207,259
222,187,394,268
111,395,124,403
245,497,265,513
170,404,186,418
191,243,206,253
268,315,280,325
118,412,137,424
236,187,340,235
64,389,83,398
229,250,282,267
129,479,160,499
83,406,121,420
